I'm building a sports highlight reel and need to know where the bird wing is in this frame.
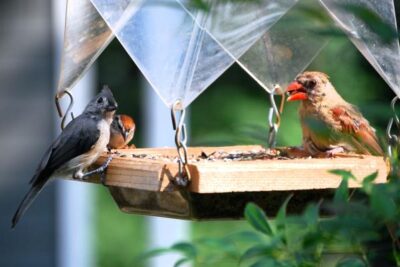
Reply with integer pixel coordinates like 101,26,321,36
30,114,100,186
330,105,383,156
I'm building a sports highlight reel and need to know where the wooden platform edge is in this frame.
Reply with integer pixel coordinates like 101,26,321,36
82,146,390,194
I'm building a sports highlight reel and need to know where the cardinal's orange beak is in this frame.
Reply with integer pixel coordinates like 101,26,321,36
286,81,307,101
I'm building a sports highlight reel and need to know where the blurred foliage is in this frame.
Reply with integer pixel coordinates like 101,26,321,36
140,171,400,266
95,187,148,267
338,3,398,44
190,0,399,46
293,1,399,43
93,0,400,266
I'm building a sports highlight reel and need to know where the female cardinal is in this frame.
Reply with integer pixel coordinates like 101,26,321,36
286,71,383,156
108,114,135,149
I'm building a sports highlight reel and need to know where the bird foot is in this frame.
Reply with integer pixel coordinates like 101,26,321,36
107,148,120,155
81,156,113,186
325,147,345,158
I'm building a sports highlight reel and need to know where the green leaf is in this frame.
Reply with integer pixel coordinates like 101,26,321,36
303,204,319,226
239,238,283,265
370,186,397,220
245,203,273,236
275,194,293,231
361,171,378,194
331,169,355,204
336,257,366,267
196,237,238,257
363,171,378,183
302,231,323,249
240,244,274,264
329,169,355,180
171,242,197,258
136,248,173,262
334,177,349,204
227,231,264,243
394,249,400,266
174,258,191,267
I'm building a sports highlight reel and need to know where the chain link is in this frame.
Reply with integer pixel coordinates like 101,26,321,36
171,100,191,187
267,84,285,148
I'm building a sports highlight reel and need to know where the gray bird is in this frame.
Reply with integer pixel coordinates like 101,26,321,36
12,86,118,228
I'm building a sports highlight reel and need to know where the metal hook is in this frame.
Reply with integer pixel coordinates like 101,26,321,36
386,118,398,159
386,96,399,160
390,96,399,128
267,84,286,148
55,90,75,130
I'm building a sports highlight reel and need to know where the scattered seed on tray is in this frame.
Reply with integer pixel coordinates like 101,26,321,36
110,148,297,162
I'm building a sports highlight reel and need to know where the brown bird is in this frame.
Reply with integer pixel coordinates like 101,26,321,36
286,71,383,156
108,114,136,149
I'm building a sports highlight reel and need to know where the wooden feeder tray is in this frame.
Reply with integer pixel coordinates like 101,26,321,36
85,145,388,220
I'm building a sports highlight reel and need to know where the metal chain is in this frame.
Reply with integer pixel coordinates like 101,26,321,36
55,90,75,130
267,84,285,148
386,96,399,161
171,100,191,187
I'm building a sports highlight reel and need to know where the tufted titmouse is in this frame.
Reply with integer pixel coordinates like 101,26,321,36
12,86,118,228
108,114,136,149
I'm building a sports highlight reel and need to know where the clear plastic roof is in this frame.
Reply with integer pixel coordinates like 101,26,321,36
179,0,298,59
90,0,310,108
320,0,400,97
56,0,116,96
91,0,235,108
179,0,313,92
236,4,330,92
58,0,400,107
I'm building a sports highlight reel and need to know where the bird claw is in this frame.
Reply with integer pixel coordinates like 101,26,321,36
80,156,113,186
107,148,120,155
325,147,345,157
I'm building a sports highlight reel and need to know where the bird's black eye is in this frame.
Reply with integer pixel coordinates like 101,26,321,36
97,97,105,104
117,118,124,132
305,79,317,89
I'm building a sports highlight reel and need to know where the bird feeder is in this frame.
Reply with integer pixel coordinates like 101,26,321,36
55,0,399,219
80,146,388,219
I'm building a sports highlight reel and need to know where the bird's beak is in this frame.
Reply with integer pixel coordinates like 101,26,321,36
286,81,307,101
106,103,118,112
124,131,129,140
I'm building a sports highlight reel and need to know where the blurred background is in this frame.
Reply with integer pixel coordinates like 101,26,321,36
0,0,399,267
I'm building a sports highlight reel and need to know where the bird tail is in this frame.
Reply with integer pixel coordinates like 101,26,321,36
11,183,44,228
